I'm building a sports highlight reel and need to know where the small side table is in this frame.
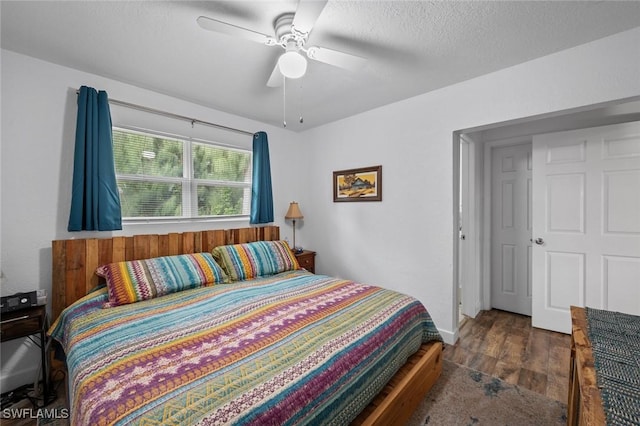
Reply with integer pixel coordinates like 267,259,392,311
0,305,51,406
295,250,316,274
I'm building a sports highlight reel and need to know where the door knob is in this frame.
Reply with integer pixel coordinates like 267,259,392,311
534,238,544,245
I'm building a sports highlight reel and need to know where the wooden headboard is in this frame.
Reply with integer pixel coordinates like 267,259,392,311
51,226,279,320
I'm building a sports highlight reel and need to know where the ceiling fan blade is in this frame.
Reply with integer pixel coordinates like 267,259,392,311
266,63,283,88
292,0,328,34
306,46,367,72
197,16,273,45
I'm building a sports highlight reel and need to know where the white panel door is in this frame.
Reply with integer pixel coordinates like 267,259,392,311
532,121,640,333
491,143,532,316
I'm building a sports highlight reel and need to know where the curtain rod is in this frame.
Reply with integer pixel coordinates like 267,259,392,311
76,89,255,137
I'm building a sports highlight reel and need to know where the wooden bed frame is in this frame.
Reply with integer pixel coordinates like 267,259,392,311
51,226,442,425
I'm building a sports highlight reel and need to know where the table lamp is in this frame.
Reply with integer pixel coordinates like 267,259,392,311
285,202,303,253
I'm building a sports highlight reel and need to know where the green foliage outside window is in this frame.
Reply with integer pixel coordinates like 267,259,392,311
197,186,246,216
113,131,182,177
112,128,251,219
118,181,182,218
192,143,250,182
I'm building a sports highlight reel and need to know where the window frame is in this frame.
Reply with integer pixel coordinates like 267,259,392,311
113,126,252,223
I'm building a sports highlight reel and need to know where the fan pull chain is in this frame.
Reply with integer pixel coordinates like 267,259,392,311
283,76,287,128
299,80,304,124
282,77,304,127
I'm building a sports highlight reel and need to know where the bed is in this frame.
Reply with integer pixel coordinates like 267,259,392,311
50,226,443,425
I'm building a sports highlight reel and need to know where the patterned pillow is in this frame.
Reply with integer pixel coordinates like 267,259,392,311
212,240,300,282
96,253,228,307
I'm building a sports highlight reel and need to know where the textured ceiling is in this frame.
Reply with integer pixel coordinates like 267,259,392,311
2,1,640,131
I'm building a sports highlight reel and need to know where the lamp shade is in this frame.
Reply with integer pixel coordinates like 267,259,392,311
278,51,307,79
285,202,303,220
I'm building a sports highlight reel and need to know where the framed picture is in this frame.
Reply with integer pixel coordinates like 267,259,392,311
333,165,382,202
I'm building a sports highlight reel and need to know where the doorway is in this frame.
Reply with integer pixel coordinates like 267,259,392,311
455,98,640,335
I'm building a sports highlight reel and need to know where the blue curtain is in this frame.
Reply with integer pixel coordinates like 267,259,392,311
250,131,274,224
68,86,122,231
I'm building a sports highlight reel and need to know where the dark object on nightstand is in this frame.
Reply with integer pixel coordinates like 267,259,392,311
295,250,316,274
1,291,38,313
0,305,52,406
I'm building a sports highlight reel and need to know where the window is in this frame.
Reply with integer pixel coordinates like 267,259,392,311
112,127,252,220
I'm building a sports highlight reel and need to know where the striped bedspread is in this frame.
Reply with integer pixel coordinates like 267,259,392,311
49,270,442,425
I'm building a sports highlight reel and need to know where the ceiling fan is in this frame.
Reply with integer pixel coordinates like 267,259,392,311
196,0,367,87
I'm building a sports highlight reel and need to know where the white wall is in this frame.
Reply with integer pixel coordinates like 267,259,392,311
298,27,640,343
0,50,304,391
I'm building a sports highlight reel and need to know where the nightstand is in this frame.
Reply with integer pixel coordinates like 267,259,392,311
1,305,51,405
295,250,316,274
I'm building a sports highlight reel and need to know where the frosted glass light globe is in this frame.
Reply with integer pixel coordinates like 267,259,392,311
278,51,307,79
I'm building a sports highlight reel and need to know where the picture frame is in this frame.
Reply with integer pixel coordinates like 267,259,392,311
333,165,382,202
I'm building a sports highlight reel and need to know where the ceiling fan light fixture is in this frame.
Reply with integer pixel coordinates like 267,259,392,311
278,51,307,79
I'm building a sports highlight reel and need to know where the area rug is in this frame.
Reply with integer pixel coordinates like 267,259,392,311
407,360,567,425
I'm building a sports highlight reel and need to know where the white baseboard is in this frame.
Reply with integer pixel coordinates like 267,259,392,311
437,327,458,345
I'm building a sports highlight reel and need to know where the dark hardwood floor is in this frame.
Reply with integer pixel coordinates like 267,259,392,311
444,309,571,402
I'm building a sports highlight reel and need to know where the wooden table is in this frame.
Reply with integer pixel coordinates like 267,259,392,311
567,306,606,425
294,250,316,274
1,305,52,405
